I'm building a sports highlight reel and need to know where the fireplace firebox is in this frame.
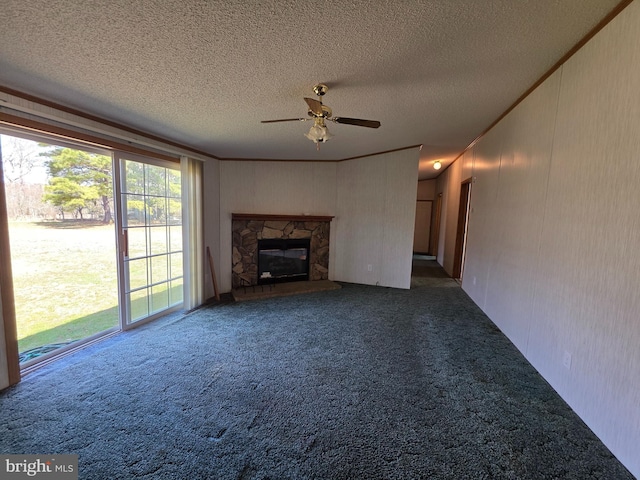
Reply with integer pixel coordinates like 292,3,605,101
257,238,311,284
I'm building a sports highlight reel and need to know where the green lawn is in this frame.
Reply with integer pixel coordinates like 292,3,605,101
9,221,120,352
8,221,183,355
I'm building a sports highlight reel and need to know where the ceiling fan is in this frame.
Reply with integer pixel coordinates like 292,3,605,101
261,84,381,149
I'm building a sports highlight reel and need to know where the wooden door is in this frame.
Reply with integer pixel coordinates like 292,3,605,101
413,200,432,254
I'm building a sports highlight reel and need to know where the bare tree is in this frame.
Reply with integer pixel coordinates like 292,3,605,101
2,136,39,184
0,135,50,220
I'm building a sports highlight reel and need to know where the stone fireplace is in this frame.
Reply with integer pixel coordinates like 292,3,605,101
231,214,333,289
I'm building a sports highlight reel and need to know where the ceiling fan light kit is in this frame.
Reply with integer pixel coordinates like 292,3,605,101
305,122,333,144
262,84,381,149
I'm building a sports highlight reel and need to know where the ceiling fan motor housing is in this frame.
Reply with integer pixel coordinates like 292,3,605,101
306,105,332,119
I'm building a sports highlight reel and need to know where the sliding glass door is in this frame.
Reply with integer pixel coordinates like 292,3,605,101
116,154,183,326
0,132,119,367
1,129,188,369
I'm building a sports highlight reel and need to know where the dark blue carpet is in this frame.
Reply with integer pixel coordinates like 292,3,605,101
0,262,633,479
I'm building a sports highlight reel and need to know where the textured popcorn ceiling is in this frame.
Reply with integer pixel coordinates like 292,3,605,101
0,0,623,178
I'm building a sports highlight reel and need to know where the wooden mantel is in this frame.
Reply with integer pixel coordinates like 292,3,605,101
232,213,334,222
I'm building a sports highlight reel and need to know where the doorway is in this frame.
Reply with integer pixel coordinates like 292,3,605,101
452,179,472,280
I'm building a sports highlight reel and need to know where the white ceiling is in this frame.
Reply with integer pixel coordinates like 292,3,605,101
0,0,623,179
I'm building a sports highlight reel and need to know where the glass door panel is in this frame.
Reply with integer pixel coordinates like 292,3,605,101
0,133,119,366
119,157,183,325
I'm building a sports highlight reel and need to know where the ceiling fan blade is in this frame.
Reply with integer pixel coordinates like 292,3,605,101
304,97,324,116
333,117,381,128
261,118,307,123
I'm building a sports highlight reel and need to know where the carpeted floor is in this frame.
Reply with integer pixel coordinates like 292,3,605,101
0,261,634,479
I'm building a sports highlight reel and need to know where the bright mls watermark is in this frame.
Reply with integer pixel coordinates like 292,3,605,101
1,455,78,479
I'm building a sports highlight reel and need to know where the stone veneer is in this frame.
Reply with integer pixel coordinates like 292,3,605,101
231,214,333,289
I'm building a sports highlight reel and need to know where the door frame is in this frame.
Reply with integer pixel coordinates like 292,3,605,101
0,141,21,385
452,178,472,279
430,193,443,257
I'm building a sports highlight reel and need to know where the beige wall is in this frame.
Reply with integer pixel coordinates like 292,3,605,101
202,158,221,300
215,148,420,292
334,149,419,288
437,2,640,475
416,179,436,201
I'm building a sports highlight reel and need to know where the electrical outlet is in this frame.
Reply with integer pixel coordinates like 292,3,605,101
367,264,373,272
562,351,572,370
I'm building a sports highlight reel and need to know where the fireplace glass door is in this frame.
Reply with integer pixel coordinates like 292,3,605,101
258,238,310,284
